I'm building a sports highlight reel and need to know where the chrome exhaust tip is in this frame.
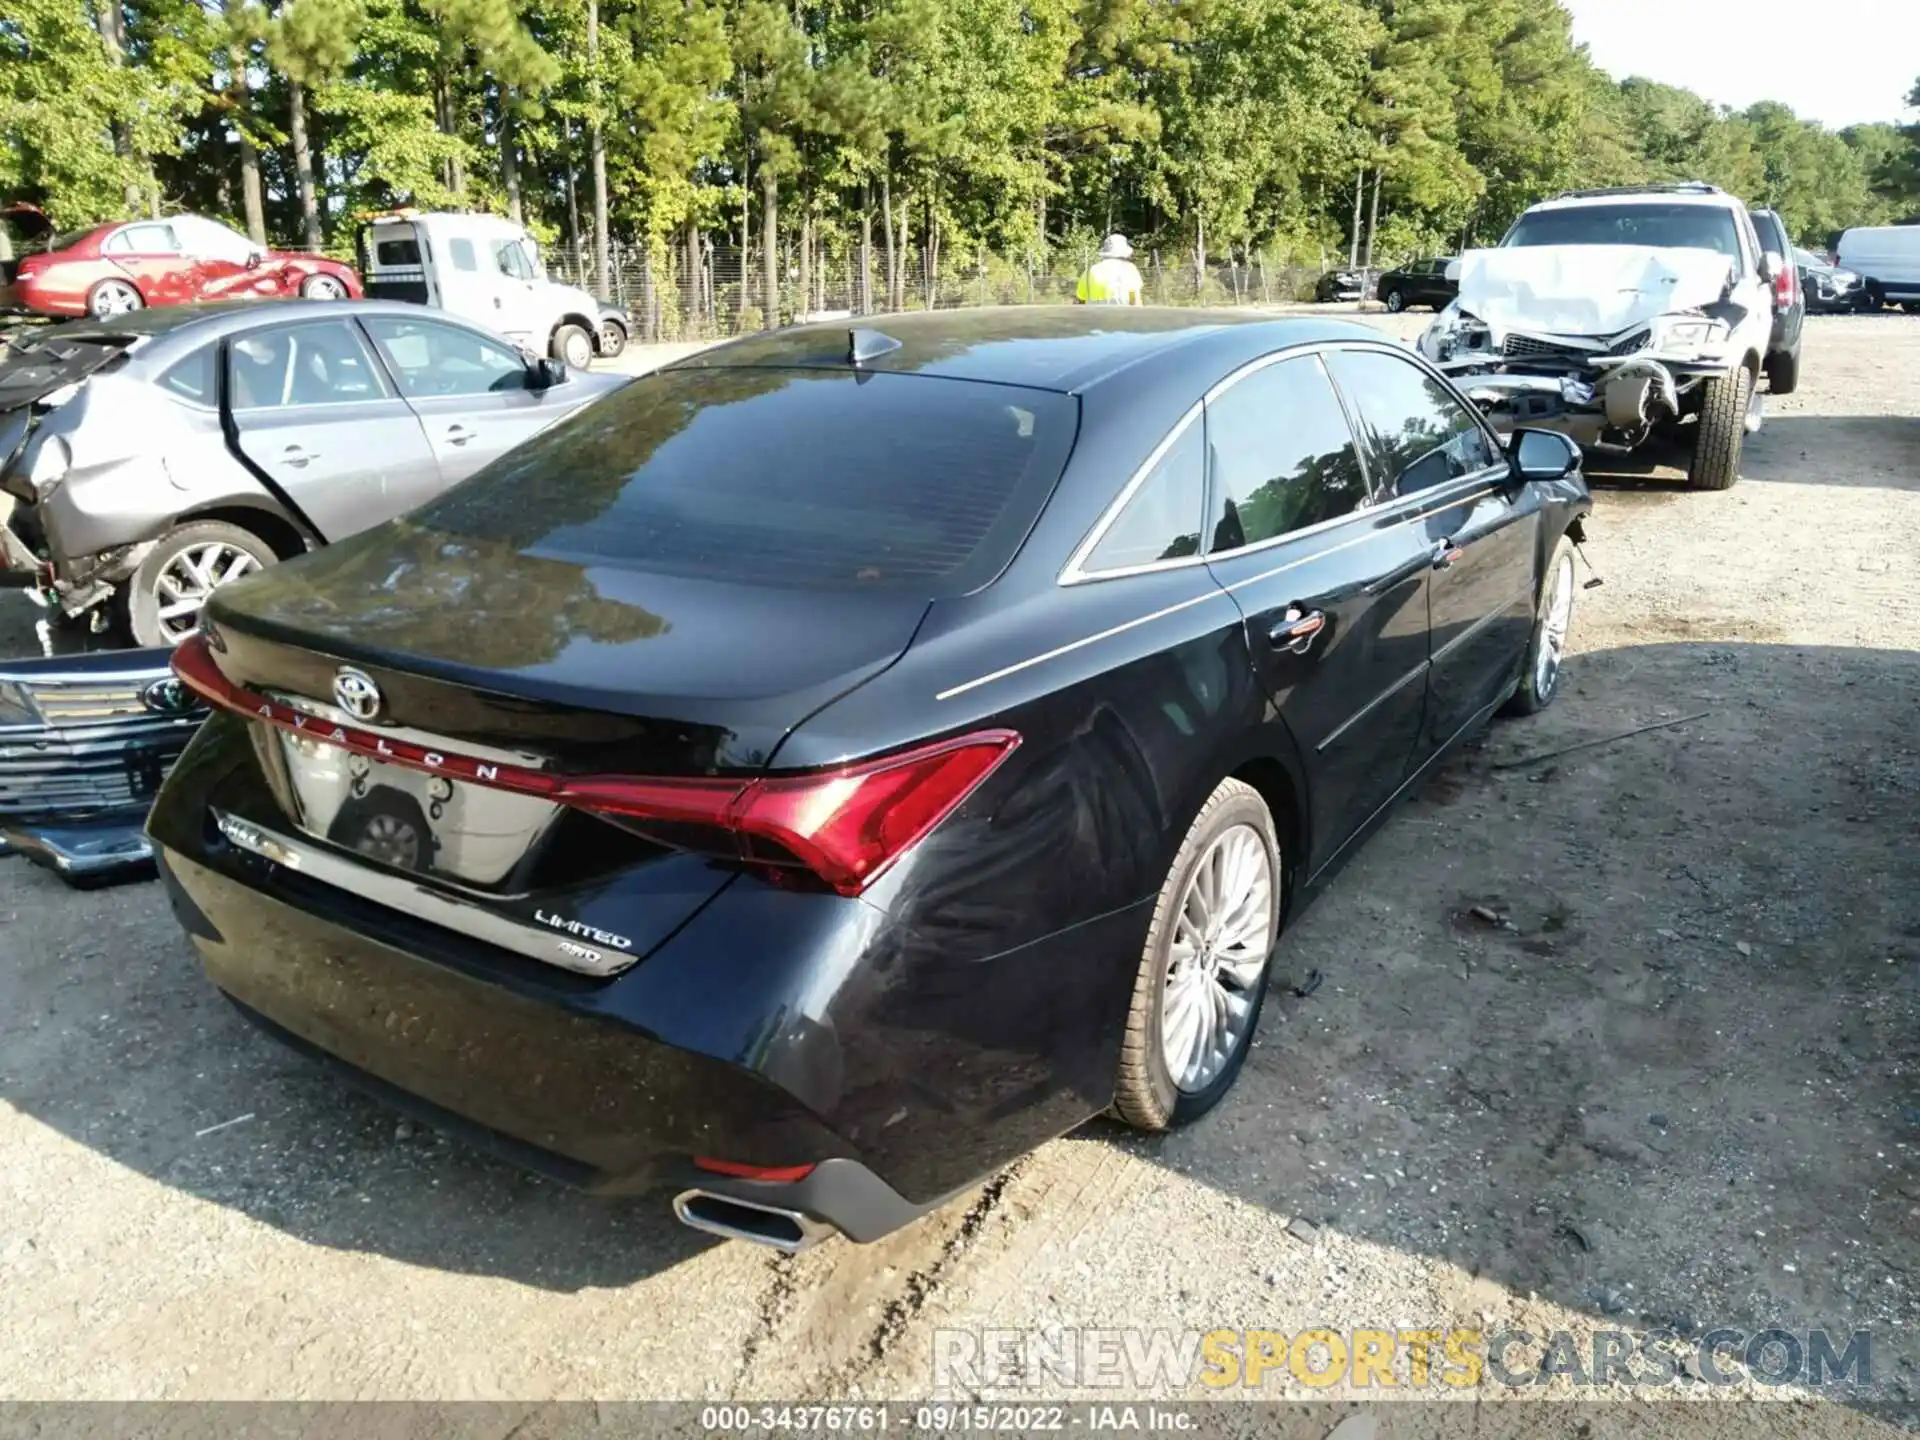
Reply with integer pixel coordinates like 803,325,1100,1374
672,1189,835,1253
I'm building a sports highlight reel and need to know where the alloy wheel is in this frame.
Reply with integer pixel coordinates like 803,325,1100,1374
1161,823,1276,1093
90,281,141,317
563,329,594,368
152,541,262,645
304,275,346,299
1535,553,1575,699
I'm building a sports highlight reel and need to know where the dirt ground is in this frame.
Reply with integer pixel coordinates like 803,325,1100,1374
0,313,1915,1434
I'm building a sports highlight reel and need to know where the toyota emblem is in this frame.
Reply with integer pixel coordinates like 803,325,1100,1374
141,676,195,715
332,667,382,721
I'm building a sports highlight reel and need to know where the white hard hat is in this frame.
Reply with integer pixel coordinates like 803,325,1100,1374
1098,234,1133,259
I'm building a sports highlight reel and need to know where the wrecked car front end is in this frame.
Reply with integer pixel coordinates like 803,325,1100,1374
1419,245,1759,454
0,648,204,881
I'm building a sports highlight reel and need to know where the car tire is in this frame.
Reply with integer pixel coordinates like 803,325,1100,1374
87,279,144,318
551,324,594,369
1112,776,1281,1132
1862,283,1885,311
597,318,628,358
1765,349,1799,396
1504,534,1577,717
124,520,276,648
300,274,347,300
1384,289,1406,313
1688,364,1751,492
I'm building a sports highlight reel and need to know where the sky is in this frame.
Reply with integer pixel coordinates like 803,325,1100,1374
1561,0,1920,130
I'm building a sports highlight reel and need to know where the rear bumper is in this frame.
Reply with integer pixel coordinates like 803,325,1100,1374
152,834,1115,1240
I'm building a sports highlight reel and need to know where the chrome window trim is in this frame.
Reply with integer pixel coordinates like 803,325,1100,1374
1060,338,1500,587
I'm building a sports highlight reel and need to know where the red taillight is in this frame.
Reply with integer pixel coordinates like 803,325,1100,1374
173,633,1018,895
693,1158,817,1183
1772,264,1795,310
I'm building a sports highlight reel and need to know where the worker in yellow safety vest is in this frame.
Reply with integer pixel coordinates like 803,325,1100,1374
1075,234,1145,306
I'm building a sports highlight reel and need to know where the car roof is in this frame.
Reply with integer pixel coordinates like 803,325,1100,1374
664,306,1392,394
1528,189,1739,214
45,298,470,346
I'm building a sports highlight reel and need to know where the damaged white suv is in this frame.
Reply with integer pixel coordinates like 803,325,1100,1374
1418,183,1779,491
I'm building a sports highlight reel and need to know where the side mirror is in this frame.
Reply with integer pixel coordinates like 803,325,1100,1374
530,356,568,389
1508,427,1581,482
1444,259,1462,282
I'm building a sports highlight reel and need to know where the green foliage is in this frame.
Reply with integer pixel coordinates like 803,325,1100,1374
2,0,1916,277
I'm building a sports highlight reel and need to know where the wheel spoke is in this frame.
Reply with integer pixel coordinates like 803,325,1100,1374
157,597,203,621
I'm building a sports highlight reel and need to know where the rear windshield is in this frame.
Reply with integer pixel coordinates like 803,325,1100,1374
413,367,1080,594
1505,203,1743,258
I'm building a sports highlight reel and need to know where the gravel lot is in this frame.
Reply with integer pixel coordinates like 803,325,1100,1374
1,313,1915,1432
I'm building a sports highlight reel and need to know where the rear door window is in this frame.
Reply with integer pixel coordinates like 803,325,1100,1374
227,320,391,410
414,368,1080,595
1204,355,1371,551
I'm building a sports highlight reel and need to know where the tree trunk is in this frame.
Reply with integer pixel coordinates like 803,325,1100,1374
879,166,896,312
288,78,322,250
685,215,702,333
564,121,582,257
95,0,143,214
1349,165,1365,268
1193,213,1206,293
798,204,812,322
895,188,910,311
858,182,873,315
1364,166,1383,271
230,42,267,246
500,97,522,224
736,163,750,330
587,0,609,298
760,161,778,328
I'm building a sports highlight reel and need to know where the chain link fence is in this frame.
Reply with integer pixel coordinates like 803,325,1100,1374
544,241,1342,343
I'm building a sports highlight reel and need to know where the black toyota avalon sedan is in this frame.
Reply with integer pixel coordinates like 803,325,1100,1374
151,307,1592,1253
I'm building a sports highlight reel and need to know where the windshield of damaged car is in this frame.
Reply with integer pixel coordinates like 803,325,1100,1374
1504,204,1742,258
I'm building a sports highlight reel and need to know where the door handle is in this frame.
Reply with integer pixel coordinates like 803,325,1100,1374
446,425,473,446
1267,607,1327,654
281,445,315,468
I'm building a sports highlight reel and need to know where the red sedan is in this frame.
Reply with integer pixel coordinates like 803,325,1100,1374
1,207,362,318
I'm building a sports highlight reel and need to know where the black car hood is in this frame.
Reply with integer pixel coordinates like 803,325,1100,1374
203,520,933,771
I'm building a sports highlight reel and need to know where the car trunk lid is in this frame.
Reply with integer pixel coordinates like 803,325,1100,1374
179,521,934,973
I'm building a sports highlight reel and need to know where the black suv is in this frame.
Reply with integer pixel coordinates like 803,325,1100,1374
1748,207,1804,396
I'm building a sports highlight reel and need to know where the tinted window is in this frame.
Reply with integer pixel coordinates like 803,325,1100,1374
374,238,421,266
159,345,217,406
1204,355,1370,551
363,316,527,397
413,368,1078,595
449,238,478,271
227,320,389,410
1082,420,1204,573
1325,350,1498,495
1505,202,1741,258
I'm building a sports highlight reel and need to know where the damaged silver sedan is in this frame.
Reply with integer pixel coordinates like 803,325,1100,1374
1418,184,1781,491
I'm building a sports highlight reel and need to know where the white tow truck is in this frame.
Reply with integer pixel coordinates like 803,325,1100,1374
357,211,629,369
